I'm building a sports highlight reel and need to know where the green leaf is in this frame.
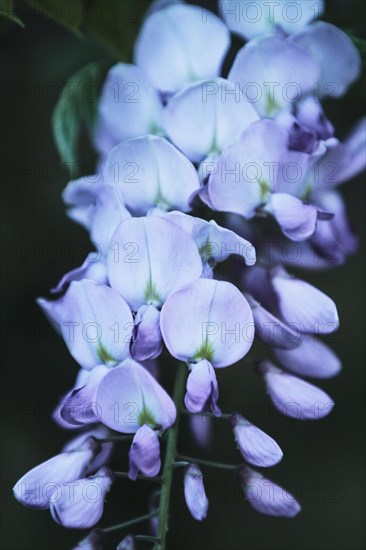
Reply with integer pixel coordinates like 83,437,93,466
84,0,151,58
27,0,83,34
24,0,151,57
0,0,24,26
52,61,110,172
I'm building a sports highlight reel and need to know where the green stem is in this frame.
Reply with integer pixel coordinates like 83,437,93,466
176,454,241,471
156,363,187,550
136,535,160,543
102,511,158,534
181,410,233,419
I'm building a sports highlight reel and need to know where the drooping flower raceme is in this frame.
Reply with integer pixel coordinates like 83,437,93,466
14,1,365,547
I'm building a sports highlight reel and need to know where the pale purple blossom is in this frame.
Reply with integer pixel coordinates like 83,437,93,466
293,22,361,97
135,4,230,93
231,414,283,467
95,359,176,433
131,305,163,361
117,535,136,550
219,0,324,40
95,63,163,157
62,426,114,476
228,35,319,117
207,119,323,240
13,437,101,509
73,529,104,550
161,278,254,368
273,335,342,379
163,78,259,163
185,360,221,416
50,467,115,529
38,280,134,369
239,466,301,517
245,293,301,349
189,414,213,450
163,211,256,267
107,216,203,311
270,266,339,334
128,425,161,480
104,135,200,214
257,361,334,420
184,464,208,521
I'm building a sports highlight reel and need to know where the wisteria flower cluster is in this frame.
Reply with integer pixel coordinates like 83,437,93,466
14,1,365,549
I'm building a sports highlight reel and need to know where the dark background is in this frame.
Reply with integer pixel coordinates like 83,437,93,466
1,1,365,549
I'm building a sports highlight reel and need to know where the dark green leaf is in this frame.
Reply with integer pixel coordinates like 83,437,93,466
24,0,151,57
0,0,24,26
84,0,150,58
52,61,110,172
27,0,84,34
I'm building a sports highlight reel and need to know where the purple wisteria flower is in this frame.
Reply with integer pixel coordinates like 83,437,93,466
103,135,200,214
38,280,134,369
273,335,342,379
50,467,115,529
117,535,136,550
245,292,301,349
293,22,361,97
162,210,256,268
134,4,230,93
13,437,101,509
14,0,365,547
185,359,221,416
257,361,334,420
163,78,259,163
131,304,163,361
207,119,322,240
184,464,209,521
219,0,324,39
230,413,283,467
95,63,163,157
62,426,114,476
107,216,203,311
244,264,339,336
128,425,161,480
228,34,320,117
239,466,301,517
73,529,104,550
161,278,254,368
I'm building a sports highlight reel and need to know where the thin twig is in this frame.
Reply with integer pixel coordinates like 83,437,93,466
101,511,158,534
176,454,241,471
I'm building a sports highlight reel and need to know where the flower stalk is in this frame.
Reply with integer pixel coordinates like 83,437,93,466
176,455,240,472
156,363,187,550
102,511,159,534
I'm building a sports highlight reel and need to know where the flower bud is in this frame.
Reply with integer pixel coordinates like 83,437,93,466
257,361,334,420
184,464,208,521
239,466,301,518
128,425,161,480
117,534,136,550
185,360,220,416
72,529,104,549
230,413,283,467
13,437,101,509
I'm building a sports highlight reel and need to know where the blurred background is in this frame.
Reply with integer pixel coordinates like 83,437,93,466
1,1,365,549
